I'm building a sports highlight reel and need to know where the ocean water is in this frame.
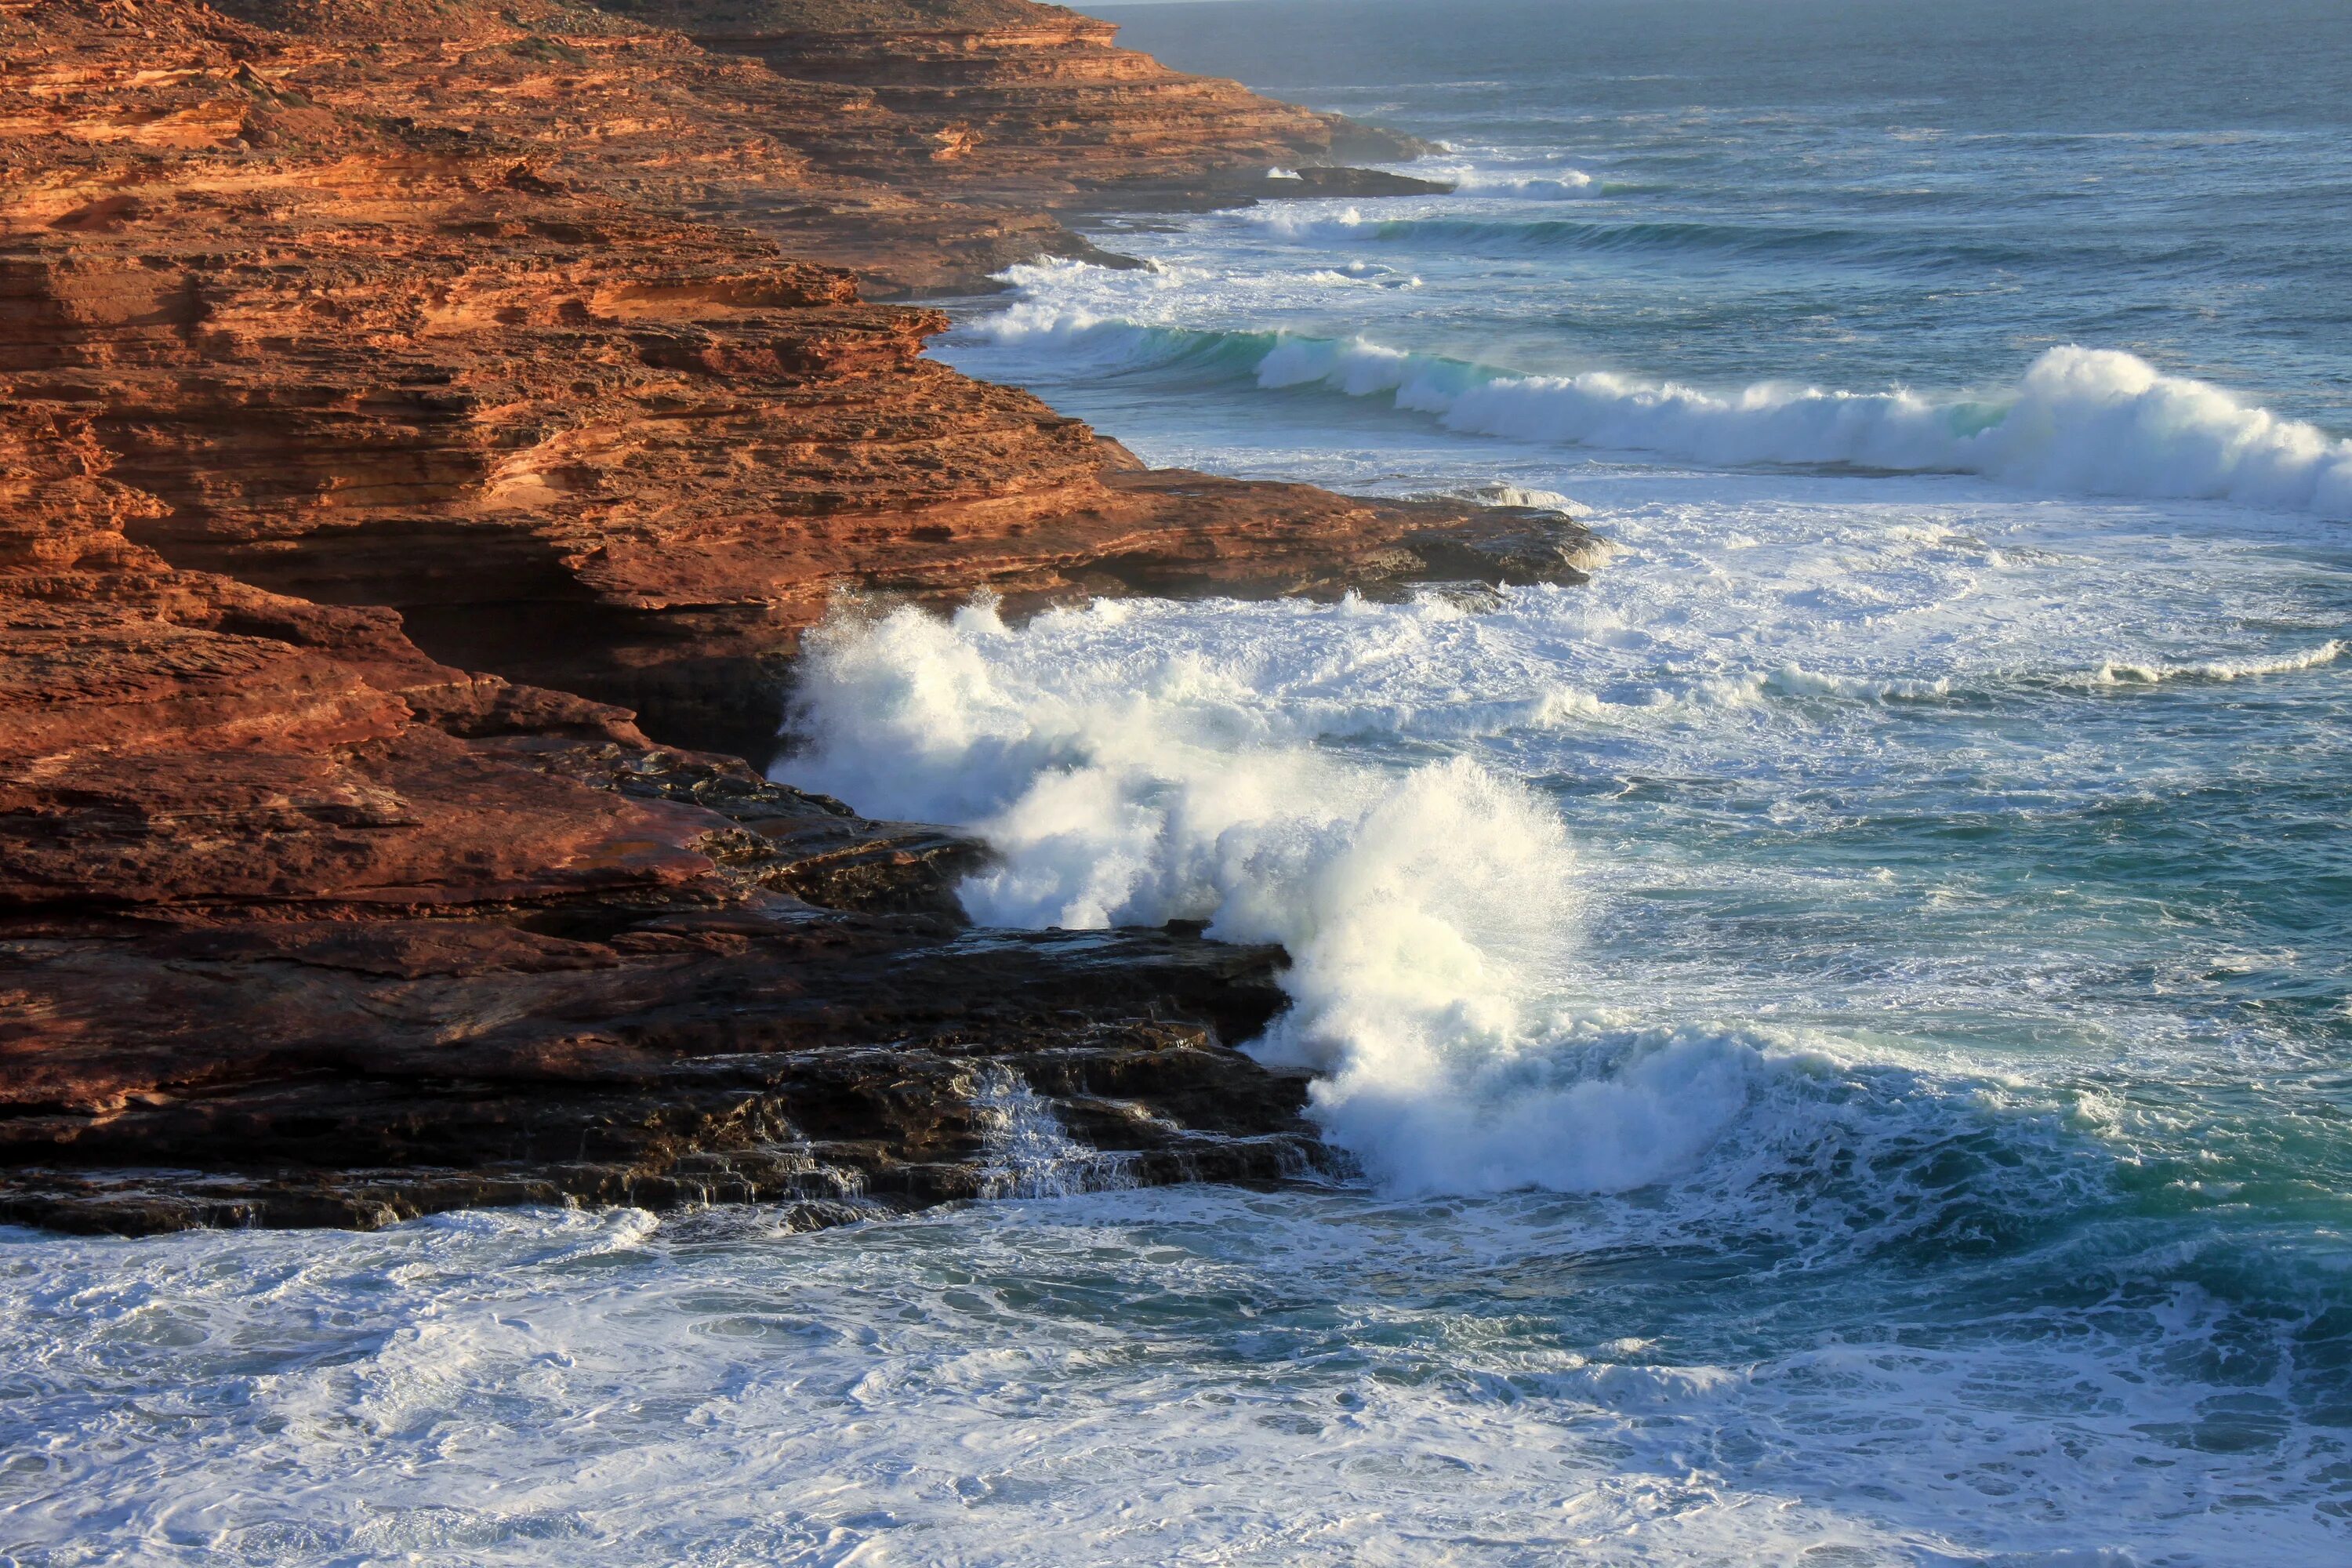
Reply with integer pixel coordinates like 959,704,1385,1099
9,1,2352,1563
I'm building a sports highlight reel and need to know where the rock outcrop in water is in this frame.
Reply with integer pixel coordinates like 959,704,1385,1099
0,0,1599,1233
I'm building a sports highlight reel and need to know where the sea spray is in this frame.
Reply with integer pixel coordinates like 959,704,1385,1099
17,5,2352,1562
781,598,1768,1192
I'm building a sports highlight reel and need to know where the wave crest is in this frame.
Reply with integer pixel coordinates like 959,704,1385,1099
779,599,1778,1196
2091,638,2343,685
975,268,2352,517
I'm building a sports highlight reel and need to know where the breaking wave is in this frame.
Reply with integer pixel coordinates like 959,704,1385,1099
2091,638,2343,685
977,267,2352,517
1446,167,1599,198
778,598,1784,1196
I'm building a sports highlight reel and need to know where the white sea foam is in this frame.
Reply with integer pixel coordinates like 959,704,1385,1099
16,29,2352,1568
1242,201,1373,240
773,481,2349,1192
1453,481,1584,513
1447,167,1599,198
1766,662,1955,701
780,598,1777,1194
2090,637,2343,685
970,1066,1138,1199
15,1185,2339,1567
976,261,2352,517
1273,338,2352,516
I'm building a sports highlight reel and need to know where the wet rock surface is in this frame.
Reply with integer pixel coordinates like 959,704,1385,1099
0,0,1595,1232
1266,165,1457,198
2,916,1310,1236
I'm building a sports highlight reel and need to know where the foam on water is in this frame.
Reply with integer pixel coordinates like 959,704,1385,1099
970,1065,1138,1199
782,597,1784,1194
776,455,2349,1188
2089,637,2343,685
7,1178,2347,1567
13,4,2352,1561
980,260,2352,517
1443,165,1598,199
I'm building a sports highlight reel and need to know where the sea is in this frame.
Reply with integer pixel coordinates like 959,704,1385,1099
8,1,2350,1562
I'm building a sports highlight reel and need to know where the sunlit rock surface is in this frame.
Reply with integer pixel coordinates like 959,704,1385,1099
0,0,1593,1232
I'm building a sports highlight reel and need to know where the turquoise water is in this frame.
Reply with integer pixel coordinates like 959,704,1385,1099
6,2,2350,1562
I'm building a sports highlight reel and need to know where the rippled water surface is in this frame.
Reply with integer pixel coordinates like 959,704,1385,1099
9,1,2351,1562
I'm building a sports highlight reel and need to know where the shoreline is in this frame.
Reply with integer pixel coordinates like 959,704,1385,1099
0,0,1592,1233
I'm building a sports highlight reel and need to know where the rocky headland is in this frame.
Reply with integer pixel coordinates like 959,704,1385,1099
1,0,1600,1232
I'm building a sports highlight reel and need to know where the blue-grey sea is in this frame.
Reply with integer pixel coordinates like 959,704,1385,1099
8,2,2350,1562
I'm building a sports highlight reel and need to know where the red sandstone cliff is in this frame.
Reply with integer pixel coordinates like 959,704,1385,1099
0,0,1597,1232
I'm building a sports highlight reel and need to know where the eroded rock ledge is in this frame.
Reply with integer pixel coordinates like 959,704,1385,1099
1,0,1601,1233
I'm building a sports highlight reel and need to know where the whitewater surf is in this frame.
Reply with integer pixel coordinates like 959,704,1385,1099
12,1,2350,1563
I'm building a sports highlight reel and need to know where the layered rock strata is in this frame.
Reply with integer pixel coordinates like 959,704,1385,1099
1,0,1600,1232
0,464,1319,1234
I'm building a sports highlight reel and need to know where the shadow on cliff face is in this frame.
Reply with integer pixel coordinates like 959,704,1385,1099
397,597,799,771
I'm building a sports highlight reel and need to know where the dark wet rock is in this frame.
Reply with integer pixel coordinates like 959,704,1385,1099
1267,165,1457,198
0,906,1316,1236
1404,510,1620,586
